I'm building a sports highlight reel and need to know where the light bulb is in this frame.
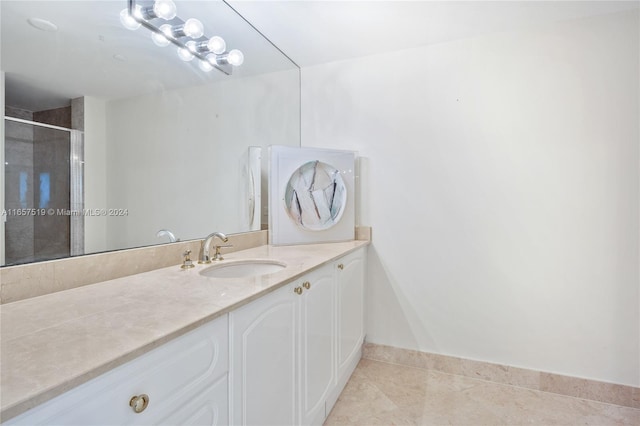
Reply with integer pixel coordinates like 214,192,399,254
206,53,219,65
185,40,198,53
183,18,204,38
177,47,194,62
132,4,143,20
151,26,171,47
119,8,140,31
159,24,173,38
207,36,226,54
199,60,213,72
153,0,176,20
227,49,244,66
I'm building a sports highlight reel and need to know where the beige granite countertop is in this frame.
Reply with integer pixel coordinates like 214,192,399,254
0,241,368,422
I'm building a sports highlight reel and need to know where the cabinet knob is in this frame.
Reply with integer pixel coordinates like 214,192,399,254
294,286,303,295
129,394,149,413
337,264,344,270
302,281,311,289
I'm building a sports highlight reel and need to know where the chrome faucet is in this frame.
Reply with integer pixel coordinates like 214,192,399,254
156,229,178,243
199,232,229,263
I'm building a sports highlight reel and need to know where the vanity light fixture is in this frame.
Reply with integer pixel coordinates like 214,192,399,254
119,0,244,75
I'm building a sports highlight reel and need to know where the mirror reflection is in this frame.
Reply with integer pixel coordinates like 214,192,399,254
1,0,301,266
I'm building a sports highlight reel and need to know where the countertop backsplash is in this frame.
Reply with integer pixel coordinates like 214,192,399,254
0,228,371,304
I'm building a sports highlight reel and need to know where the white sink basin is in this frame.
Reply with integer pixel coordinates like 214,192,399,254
199,260,287,279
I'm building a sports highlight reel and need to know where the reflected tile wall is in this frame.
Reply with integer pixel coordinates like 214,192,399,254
363,342,639,409
71,98,84,131
32,125,70,261
32,106,71,129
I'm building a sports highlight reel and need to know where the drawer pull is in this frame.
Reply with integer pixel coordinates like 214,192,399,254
337,264,344,270
294,286,303,295
129,394,149,413
302,281,311,290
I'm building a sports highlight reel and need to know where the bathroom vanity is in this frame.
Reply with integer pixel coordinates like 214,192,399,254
0,242,367,425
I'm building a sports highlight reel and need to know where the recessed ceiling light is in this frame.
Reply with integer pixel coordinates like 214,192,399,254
27,18,58,32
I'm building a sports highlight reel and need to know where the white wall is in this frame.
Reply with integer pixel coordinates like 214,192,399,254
106,69,299,250
302,10,639,386
83,96,108,253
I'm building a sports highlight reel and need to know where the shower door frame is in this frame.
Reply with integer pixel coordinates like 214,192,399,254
2,116,85,263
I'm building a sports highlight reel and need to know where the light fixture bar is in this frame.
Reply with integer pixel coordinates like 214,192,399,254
125,0,241,75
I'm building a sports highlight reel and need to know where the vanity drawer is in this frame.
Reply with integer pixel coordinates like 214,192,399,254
6,315,229,426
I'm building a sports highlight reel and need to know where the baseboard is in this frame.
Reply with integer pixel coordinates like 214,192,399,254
362,342,639,409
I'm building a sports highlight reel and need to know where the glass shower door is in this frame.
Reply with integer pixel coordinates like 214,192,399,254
3,117,83,265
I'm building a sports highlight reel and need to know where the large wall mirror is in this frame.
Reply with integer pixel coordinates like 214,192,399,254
0,0,301,266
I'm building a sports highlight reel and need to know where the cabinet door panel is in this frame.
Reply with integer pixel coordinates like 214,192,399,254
229,285,296,426
5,316,228,426
158,376,228,426
298,266,336,426
337,249,365,378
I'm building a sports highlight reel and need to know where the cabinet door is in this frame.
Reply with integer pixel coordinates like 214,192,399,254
337,248,365,379
5,316,228,426
158,376,228,426
229,284,297,426
297,266,336,426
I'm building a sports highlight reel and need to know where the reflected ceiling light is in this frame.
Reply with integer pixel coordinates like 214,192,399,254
28,17,59,32
119,0,244,75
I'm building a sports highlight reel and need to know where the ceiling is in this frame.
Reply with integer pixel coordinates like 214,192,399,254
2,1,638,111
227,0,639,67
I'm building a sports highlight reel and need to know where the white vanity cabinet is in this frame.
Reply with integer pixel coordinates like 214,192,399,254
5,316,229,426
3,245,367,426
229,246,366,426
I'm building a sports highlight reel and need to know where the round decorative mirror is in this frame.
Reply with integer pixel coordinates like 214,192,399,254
284,161,347,230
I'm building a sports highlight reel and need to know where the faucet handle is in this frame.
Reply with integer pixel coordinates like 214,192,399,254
212,244,233,261
181,250,195,269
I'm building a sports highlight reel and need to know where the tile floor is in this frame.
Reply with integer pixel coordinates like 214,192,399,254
325,359,640,425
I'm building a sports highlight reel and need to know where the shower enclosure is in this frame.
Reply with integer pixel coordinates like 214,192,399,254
3,117,84,265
